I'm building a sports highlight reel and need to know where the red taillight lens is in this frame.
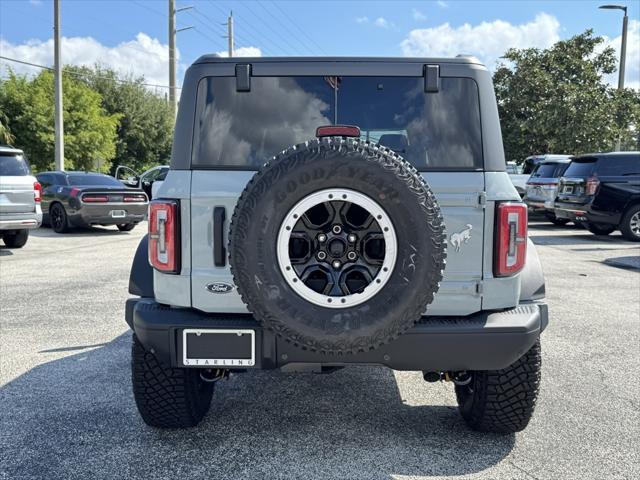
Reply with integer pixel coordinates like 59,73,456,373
33,182,42,203
316,125,361,138
585,176,600,195
124,194,147,203
82,194,109,203
494,202,527,277
70,187,81,198
149,200,180,274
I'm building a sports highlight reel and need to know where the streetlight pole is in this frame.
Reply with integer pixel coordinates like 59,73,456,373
599,4,628,151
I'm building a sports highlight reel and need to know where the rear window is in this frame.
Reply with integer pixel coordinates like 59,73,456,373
595,156,640,176
564,159,598,177
0,153,30,176
193,76,483,170
531,163,568,178
67,174,123,186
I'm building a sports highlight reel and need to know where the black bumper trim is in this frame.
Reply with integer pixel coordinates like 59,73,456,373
126,298,548,371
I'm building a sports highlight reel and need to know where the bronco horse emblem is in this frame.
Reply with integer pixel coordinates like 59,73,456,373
450,224,473,252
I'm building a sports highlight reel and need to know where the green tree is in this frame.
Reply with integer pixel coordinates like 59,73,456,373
69,65,174,175
0,110,14,144
494,29,640,162
0,68,119,172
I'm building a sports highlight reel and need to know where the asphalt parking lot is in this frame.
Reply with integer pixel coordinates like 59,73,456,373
1,221,639,480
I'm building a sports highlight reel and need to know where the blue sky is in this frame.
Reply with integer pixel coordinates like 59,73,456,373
1,0,638,90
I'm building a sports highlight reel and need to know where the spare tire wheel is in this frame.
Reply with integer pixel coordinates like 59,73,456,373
229,137,446,355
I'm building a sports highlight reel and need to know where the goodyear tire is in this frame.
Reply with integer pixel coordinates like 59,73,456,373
229,137,446,355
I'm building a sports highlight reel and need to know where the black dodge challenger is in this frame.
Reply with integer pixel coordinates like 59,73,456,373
36,171,148,233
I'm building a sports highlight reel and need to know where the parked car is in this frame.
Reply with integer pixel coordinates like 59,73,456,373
509,154,571,199
36,171,148,233
0,146,42,248
126,56,547,433
115,165,169,200
524,157,572,225
555,152,640,240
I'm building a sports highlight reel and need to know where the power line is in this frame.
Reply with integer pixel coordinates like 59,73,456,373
0,56,178,90
269,0,328,55
254,1,317,55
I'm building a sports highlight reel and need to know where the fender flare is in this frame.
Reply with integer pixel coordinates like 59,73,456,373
520,238,545,301
129,234,154,297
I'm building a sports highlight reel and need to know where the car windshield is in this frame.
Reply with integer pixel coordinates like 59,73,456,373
563,159,597,177
67,174,123,186
193,76,483,170
0,153,31,176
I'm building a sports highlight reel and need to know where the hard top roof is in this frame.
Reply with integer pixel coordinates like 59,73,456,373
193,55,484,66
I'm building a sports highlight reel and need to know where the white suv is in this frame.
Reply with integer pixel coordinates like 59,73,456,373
0,146,42,248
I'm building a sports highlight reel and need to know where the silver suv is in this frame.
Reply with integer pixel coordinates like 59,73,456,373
0,146,42,248
126,57,548,433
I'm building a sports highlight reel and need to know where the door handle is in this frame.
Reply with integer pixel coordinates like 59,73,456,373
213,206,226,267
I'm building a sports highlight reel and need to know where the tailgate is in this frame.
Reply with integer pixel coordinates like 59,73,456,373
190,171,485,316
556,177,589,204
0,176,35,214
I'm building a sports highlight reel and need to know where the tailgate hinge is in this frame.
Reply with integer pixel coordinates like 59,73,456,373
235,64,252,92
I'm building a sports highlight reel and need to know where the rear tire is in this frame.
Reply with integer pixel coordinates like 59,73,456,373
50,203,69,233
544,212,569,226
2,229,29,248
455,340,541,433
619,205,640,242
117,223,136,232
131,334,213,428
586,222,615,236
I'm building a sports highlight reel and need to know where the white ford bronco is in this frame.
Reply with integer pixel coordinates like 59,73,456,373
126,56,547,433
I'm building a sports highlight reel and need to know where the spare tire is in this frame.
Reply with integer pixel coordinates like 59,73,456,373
229,137,446,355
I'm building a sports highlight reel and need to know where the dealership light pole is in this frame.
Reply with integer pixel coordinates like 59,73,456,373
599,4,628,151
54,0,64,171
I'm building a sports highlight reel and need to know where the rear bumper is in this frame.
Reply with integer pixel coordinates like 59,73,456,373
68,203,147,227
125,298,548,372
0,211,42,230
554,202,620,225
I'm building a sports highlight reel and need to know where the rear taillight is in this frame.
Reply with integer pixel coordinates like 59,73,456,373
149,200,180,273
33,182,41,203
123,194,147,203
82,194,109,203
70,187,81,198
494,202,527,277
585,176,600,195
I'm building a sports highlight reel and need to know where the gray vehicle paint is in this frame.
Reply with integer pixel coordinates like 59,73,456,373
153,57,538,316
0,147,42,232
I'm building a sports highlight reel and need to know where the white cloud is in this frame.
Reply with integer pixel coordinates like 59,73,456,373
601,19,640,90
412,9,427,21
215,46,262,58
401,13,560,70
436,1,448,8
355,16,369,24
0,33,175,88
374,17,392,29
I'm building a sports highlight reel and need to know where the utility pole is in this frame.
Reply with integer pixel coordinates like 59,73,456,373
168,1,193,116
227,11,234,57
169,0,176,116
54,0,64,171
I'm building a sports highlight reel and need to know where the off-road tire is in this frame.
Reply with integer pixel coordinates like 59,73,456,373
229,137,446,355
131,334,213,428
455,340,541,433
619,204,640,242
117,223,136,232
2,229,29,248
586,222,615,236
544,212,569,226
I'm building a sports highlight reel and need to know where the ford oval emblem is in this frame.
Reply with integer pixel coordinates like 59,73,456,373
206,282,235,294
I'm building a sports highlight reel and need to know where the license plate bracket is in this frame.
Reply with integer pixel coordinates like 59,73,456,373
562,186,574,194
182,329,255,367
